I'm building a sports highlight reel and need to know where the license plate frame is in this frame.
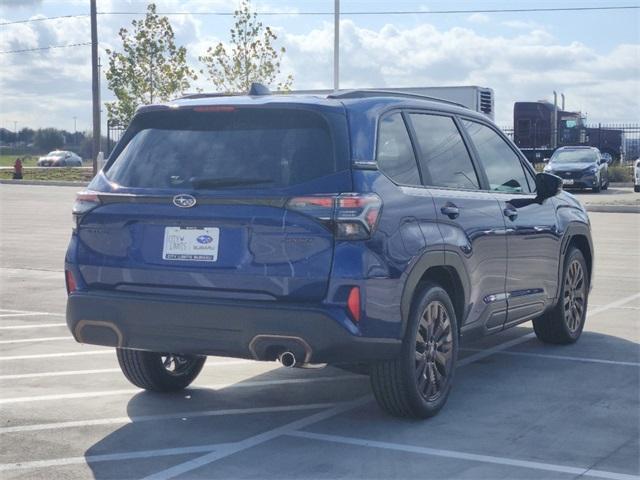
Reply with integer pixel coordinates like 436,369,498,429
162,227,220,262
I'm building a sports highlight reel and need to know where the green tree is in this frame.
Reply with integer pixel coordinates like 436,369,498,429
199,0,293,93
105,3,196,125
34,128,65,152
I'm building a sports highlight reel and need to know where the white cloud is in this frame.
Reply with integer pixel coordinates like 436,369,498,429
283,20,640,123
1,11,638,129
467,13,490,24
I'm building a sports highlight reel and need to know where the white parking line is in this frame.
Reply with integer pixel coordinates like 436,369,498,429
0,442,237,472
0,336,70,345
286,431,639,480
0,359,253,380
0,323,66,330
0,375,365,405
458,332,536,366
461,349,640,367
0,350,113,361
0,308,64,317
142,397,371,480
588,292,640,316
0,402,341,434
0,313,47,318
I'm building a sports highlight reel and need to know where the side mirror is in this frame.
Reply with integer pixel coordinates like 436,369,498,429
535,172,562,201
543,157,550,163
599,158,608,165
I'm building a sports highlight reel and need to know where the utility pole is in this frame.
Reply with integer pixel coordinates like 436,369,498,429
90,0,100,176
333,0,340,92
73,116,77,145
552,91,558,149
13,121,17,148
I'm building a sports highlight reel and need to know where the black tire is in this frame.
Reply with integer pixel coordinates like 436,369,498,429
116,349,206,392
370,282,458,418
592,180,601,193
634,185,640,193
533,247,589,344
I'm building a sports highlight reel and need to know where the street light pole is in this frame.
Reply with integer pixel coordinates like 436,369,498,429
333,0,340,92
90,0,100,176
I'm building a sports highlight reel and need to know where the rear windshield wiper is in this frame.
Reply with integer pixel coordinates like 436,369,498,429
189,177,275,189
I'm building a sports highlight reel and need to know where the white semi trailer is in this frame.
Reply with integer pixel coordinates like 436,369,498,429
294,86,495,119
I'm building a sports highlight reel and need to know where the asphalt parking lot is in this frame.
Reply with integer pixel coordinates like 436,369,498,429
0,184,639,480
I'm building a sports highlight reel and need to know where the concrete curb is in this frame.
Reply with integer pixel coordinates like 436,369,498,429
586,205,640,214
0,179,89,187
610,182,633,188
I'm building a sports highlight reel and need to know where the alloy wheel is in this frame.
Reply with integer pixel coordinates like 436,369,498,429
415,301,454,401
563,260,586,333
161,354,198,376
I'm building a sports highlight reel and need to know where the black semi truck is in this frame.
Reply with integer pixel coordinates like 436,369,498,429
513,101,624,162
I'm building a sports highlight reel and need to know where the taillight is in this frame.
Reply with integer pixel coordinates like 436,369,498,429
72,190,100,230
347,286,361,322
65,270,77,294
286,193,382,240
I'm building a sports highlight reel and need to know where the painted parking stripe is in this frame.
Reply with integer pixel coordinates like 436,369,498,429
0,375,365,405
0,402,341,434
588,292,640,316
0,313,47,318
144,292,640,480
0,323,66,330
0,336,71,345
287,431,639,480
0,350,113,361
0,359,253,380
0,442,237,472
462,349,640,367
0,308,64,317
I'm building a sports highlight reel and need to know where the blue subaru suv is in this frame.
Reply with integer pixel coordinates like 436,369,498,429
66,86,593,418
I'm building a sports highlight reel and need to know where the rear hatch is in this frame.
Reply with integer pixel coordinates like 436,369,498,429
75,103,351,302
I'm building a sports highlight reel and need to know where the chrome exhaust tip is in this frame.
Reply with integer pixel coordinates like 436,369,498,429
278,351,297,368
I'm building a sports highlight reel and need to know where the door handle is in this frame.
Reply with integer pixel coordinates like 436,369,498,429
503,206,518,221
441,203,460,219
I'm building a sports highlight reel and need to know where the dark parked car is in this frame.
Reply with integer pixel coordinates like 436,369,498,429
543,146,609,192
38,150,83,167
66,86,593,418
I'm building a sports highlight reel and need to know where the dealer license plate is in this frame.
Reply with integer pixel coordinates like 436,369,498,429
562,179,574,185
162,227,219,262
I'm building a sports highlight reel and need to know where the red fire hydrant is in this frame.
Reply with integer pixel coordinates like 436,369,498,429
13,158,23,180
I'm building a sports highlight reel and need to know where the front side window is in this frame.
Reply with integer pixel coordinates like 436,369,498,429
409,114,479,190
376,113,421,185
462,120,531,193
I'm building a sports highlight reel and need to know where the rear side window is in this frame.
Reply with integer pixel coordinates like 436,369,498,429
376,113,421,186
106,108,345,190
409,114,479,190
462,120,532,193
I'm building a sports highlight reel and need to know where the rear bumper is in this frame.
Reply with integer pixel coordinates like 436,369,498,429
66,290,401,364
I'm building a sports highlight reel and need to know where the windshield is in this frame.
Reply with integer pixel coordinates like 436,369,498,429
551,150,598,164
106,108,346,190
47,151,65,157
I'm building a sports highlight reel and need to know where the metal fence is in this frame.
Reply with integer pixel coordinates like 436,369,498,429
106,120,126,156
500,123,640,163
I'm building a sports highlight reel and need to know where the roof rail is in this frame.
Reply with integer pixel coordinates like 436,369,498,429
328,89,467,109
178,83,272,100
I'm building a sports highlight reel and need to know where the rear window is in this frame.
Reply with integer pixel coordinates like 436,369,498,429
106,108,346,190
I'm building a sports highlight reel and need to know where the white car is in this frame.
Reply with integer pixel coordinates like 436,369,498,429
634,158,640,192
37,150,83,167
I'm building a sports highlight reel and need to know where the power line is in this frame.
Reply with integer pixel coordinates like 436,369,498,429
100,6,640,16
1,5,638,25
0,42,91,54
0,14,88,26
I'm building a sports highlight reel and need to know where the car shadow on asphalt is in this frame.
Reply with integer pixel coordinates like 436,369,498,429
83,327,639,479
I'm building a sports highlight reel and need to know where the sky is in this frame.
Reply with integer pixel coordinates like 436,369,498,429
0,0,639,134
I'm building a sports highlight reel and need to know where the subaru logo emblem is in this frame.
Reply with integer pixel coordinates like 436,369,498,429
196,235,213,244
173,194,197,208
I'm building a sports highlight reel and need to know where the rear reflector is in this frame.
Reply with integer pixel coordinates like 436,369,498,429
65,270,77,294
347,286,361,322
